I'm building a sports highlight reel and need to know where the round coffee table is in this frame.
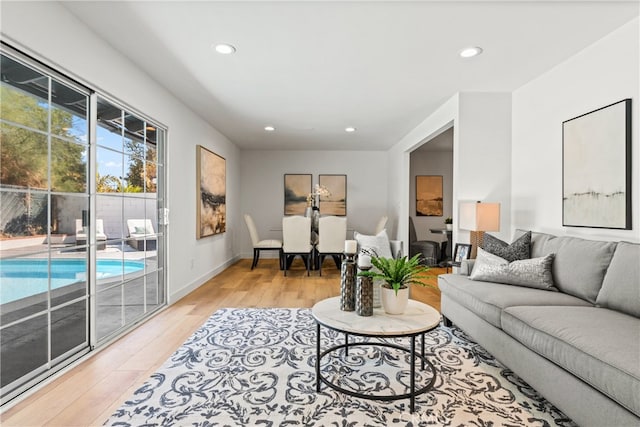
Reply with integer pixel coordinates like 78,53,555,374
312,296,441,412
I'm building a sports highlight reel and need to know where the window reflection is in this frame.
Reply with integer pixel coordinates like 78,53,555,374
96,147,123,193
0,55,49,132
1,123,49,190
50,80,88,143
51,138,87,193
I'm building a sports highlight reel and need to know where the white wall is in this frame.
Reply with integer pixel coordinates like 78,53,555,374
1,1,241,302
388,95,459,253
512,17,640,242
239,150,389,257
389,93,512,252
456,93,512,244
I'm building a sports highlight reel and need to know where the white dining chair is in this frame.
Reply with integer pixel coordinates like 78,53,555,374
317,216,347,276
375,215,388,234
282,215,312,276
244,214,283,270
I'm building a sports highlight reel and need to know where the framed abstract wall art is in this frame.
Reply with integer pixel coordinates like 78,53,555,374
196,145,226,238
319,174,347,216
562,99,631,229
284,174,312,215
416,175,443,216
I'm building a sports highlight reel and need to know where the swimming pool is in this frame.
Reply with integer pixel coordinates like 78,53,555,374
0,258,145,304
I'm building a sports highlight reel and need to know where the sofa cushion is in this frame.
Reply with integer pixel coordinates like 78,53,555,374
482,231,531,262
469,248,556,291
501,306,640,417
596,242,640,318
438,274,591,328
540,236,617,303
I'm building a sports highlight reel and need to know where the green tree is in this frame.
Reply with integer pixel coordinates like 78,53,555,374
1,86,49,189
96,173,121,193
125,139,156,193
1,85,86,192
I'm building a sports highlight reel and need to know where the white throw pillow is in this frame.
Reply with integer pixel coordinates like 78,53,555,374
354,229,393,259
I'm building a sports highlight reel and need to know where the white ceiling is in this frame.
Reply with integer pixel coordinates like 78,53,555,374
61,1,639,151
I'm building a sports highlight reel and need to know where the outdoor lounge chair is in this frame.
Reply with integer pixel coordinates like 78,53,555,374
126,219,157,251
75,219,107,250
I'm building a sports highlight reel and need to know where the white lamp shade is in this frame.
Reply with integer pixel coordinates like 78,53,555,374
459,202,500,232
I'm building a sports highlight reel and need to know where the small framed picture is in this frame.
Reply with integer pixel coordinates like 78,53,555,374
452,244,472,266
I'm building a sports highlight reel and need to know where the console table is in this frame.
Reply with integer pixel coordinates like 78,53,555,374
429,228,453,260
311,296,441,412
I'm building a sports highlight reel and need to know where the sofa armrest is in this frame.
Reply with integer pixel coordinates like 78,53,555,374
459,259,475,276
390,240,403,259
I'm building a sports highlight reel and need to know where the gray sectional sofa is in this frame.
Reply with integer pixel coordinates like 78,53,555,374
438,230,640,427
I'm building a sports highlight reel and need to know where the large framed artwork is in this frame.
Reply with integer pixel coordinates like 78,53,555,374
319,174,347,216
284,174,312,215
416,175,443,216
196,145,226,238
563,99,631,229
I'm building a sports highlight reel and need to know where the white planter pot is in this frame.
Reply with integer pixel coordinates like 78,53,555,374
380,286,409,315
445,224,453,230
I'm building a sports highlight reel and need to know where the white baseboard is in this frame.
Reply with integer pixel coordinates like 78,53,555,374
169,255,241,304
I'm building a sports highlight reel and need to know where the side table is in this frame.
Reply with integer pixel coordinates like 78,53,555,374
429,228,453,261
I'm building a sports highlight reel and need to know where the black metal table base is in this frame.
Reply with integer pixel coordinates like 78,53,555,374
315,323,436,413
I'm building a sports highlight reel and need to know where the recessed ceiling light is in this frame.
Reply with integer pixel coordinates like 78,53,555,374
214,43,236,55
345,127,357,133
459,46,483,58
264,125,275,132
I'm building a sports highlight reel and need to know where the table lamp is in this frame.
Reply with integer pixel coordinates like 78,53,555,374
459,201,500,258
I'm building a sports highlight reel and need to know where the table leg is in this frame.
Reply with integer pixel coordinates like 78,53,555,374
345,332,349,356
316,322,321,392
410,336,416,413
421,333,425,370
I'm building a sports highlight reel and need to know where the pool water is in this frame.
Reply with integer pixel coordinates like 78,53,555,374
0,258,145,304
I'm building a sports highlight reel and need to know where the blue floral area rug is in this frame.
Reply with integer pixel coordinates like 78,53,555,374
105,308,576,426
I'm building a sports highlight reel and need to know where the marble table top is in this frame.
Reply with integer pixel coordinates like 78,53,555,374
311,296,441,337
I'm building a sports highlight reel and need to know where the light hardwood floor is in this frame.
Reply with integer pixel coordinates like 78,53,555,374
1,259,444,426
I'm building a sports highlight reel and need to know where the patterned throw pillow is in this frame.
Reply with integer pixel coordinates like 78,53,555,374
482,231,531,262
470,248,557,291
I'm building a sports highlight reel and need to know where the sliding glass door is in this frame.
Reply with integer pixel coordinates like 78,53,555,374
0,46,166,405
94,96,166,342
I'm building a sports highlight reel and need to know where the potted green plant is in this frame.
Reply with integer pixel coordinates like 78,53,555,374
444,217,453,230
358,253,433,314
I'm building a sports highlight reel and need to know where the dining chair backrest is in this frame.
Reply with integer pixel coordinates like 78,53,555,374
317,216,347,253
375,215,388,234
244,214,260,246
282,216,311,253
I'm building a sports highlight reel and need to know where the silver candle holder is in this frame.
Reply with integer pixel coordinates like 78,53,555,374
356,265,373,316
340,252,357,311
